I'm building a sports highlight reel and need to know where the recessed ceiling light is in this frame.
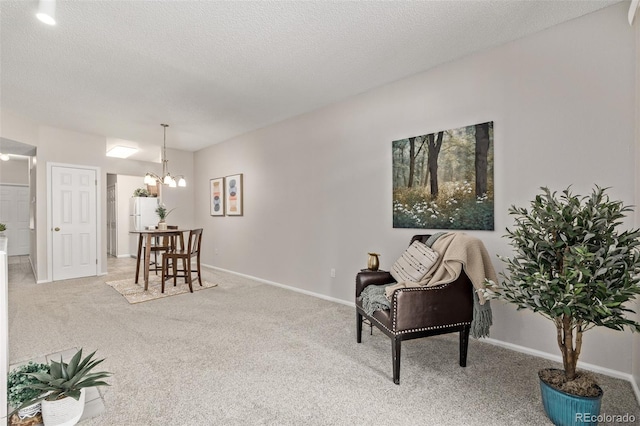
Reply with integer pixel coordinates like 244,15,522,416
0,153,10,161
106,146,138,159
36,0,56,26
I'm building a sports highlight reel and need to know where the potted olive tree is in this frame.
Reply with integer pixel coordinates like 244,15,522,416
11,348,111,426
484,186,640,425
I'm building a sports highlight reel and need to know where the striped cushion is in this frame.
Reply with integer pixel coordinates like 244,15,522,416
390,240,439,283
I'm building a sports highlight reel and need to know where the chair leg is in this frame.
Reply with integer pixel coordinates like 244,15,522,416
356,312,363,343
392,337,401,385
186,264,193,293
153,251,158,275
172,257,178,286
161,256,166,293
196,256,202,286
177,257,187,286
459,325,470,367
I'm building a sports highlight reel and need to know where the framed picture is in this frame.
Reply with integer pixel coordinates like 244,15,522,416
392,121,494,230
210,177,225,216
225,173,243,216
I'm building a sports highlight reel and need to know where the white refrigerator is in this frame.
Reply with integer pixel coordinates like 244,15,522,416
129,197,159,257
130,197,159,231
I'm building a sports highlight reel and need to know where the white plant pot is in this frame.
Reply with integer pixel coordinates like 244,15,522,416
17,401,42,419
41,388,85,426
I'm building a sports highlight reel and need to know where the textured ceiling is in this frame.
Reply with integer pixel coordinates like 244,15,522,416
0,0,619,155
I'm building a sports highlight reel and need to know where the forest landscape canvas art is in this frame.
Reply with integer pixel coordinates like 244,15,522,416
392,121,494,230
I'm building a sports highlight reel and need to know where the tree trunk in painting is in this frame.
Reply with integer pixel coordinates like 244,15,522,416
423,163,429,189
427,132,444,196
475,122,490,198
421,149,428,188
407,137,416,188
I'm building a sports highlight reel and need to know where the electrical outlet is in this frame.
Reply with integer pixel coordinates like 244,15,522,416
214,248,219,255
330,268,336,278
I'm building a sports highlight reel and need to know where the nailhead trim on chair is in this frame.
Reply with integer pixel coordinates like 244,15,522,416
367,308,470,336
396,322,472,335
391,284,469,334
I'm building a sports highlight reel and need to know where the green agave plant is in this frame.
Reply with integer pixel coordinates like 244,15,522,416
11,348,111,413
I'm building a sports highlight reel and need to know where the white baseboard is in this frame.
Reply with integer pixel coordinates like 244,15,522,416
632,375,640,406
28,256,38,282
203,263,354,308
202,263,640,404
483,337,631,380
484,338,640,405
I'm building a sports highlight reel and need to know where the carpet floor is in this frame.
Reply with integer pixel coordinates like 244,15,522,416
7,256,640,425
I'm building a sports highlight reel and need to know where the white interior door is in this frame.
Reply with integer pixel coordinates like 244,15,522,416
107,184,117,257
51,166,97,280
0,184,30,256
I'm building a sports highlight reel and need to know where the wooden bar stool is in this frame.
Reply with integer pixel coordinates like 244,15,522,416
161,228,203,293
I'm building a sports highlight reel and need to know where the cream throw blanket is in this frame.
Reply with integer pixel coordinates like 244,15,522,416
384,232,498,337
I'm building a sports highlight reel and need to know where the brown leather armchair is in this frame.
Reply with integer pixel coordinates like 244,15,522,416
355,234,474,384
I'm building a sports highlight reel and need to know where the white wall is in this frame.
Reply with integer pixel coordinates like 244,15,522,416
0,110,38,147
0,157,29,185
194,3,637,375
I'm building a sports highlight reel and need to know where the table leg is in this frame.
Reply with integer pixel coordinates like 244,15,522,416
134,234,143,284
144,234,152,291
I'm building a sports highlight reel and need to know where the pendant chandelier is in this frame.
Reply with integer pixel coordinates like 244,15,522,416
144,124,186,188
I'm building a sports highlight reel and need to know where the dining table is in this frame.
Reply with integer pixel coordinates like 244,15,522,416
131,228,187,291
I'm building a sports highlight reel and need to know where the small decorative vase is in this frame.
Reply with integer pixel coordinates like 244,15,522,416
41,388,85,426
367,253,380,271
158,220,167,230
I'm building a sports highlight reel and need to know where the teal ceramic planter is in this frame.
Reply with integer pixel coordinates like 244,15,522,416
539,369,603,426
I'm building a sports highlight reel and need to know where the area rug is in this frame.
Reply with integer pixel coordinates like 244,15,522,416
105,276,218,304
